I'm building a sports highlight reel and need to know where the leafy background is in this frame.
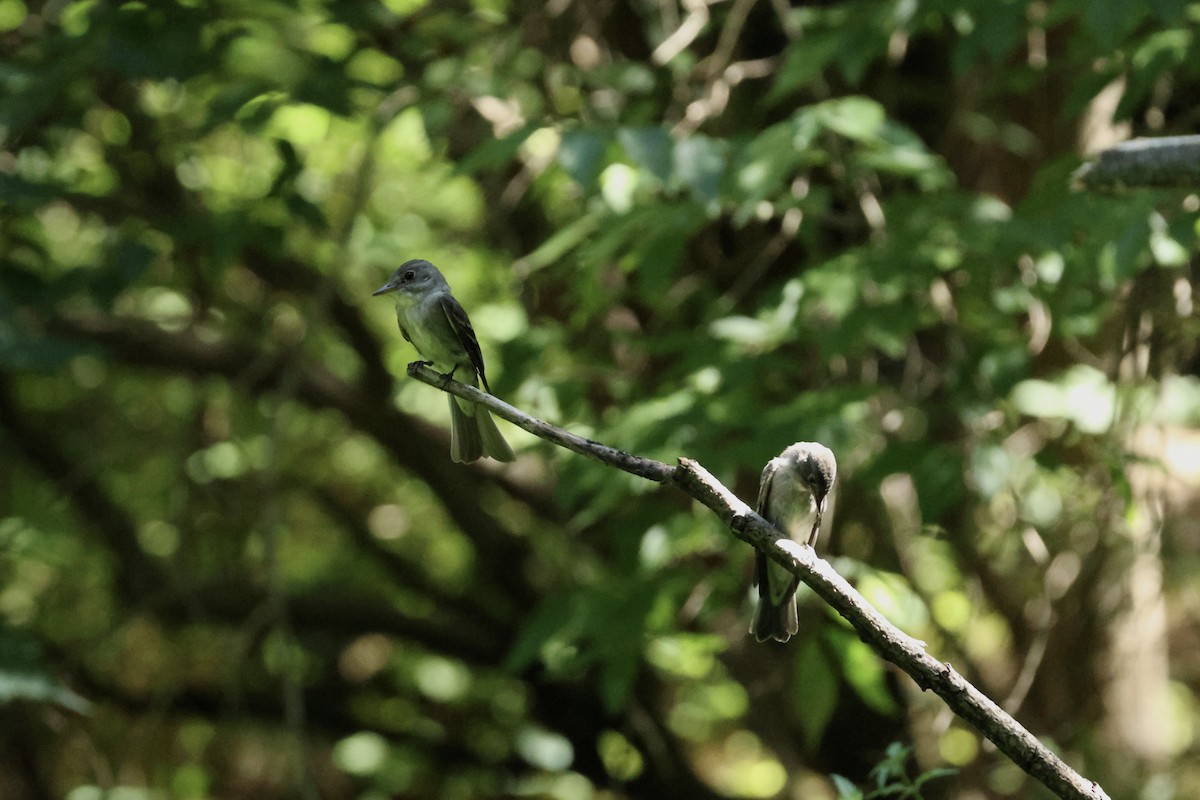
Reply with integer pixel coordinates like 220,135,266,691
2,0,1199,798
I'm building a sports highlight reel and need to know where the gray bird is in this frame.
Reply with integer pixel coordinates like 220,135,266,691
373,259,515,463
751,441,837,643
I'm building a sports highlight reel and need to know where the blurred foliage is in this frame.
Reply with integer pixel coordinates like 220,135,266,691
2,0,1200,799
833,742,956,799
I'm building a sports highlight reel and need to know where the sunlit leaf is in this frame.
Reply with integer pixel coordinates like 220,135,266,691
831,774,864,799
836,635,898,716
814,97,886,143
794,636,838,749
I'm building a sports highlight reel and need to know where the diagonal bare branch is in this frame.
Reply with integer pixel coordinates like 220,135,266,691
406,362,1112,800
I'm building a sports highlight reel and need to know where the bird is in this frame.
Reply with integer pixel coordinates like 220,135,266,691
750,441,837,643
372,258,515,463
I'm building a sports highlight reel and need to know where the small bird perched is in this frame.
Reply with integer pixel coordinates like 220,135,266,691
751,441,837,643
372,259,515,464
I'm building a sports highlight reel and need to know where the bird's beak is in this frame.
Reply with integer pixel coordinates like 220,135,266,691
372,282,396,296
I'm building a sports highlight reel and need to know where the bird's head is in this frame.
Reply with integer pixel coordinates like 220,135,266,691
372,259,445,297
786,442,837,504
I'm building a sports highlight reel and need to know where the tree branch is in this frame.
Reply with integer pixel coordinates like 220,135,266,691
407,363,1112,800
406,363,675,483
1074,135,1200,191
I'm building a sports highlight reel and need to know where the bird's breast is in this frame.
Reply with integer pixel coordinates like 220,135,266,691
394,299,461,369
768,478,818,540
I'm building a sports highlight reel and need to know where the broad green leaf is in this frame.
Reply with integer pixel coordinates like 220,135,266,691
769,33,843,103
1084,0,1147,50
559,128,610,191
794,636,838,749
617,126,673,183
503,594,582,674
674,136,727,205
814,97,886,143
838,636,898,716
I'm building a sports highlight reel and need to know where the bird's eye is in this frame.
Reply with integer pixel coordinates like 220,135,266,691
403,270,416,281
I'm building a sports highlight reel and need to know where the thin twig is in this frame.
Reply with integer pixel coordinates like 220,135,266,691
406,363,1112,800
405,363,674,483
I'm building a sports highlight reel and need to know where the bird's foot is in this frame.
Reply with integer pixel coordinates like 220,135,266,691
438,366,465,388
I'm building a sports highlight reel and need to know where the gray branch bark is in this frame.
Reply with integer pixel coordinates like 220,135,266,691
407,362,1112,800
1074,135,1200,191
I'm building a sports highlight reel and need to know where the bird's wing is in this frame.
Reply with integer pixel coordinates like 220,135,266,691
756,459,777,516
398,323,412,344
438,294,492,393
752,462,778,589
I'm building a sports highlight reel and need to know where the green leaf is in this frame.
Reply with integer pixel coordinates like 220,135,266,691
598,645,640,714
710,315,771,347
0,174,62,211
503,594,581,673
794,635,838,749
913,767,958,789
0,625,90,713
830,15,890,85
591,578,656,713
93,240,156,307
617,126,673,183
457,123,538,174
731,116,815,222
1146,0,1187,22
0,293,88,371
517,214,601,272
869,741,912,788
503,578,654,714
98,3,210,81
1107,215,1152,285
837,636,898,716
831,774,864,799
1084,0,1147,50
814,97,886,143
673,136,726,205
971,0,1025,63
623,203,707,295
559,128,610,191
768,33,842,103
203,83,282,132
805,253,862,321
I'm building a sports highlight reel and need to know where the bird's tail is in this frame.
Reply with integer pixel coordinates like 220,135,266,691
475,403,515,462
449,395,483,463
449,395,515,463
751,551,799,643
